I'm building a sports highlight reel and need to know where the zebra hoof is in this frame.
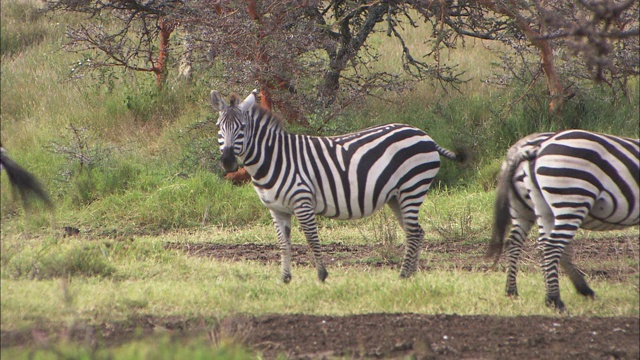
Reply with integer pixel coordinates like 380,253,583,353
577,286,595,299
399,270,413,279
282,273,292,284
506,288,519,298
545,296,566,312
317,267,328,282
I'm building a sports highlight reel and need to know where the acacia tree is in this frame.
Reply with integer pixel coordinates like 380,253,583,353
45,0,186,90
467,0,639,112
47,0,638,121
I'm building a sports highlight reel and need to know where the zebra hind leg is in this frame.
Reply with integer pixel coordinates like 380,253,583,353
388,199,424,279
560,253,595,298
503,218,534,297
504,235,524,297
399,226,425,278
294,205,328,282
539,241,566,311
270,210,293,283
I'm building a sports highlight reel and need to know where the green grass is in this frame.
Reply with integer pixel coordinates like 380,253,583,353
1,189,638,358
2,190,638,331
2,338,254,360
2,254,637,331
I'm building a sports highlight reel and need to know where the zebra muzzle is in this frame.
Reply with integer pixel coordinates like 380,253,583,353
221,149,238,173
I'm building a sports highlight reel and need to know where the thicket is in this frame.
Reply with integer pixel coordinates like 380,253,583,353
1,0,638,236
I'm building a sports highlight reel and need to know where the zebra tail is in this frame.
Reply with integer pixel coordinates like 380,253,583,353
486,148,535,262
0,151,53,210
435,143,467,164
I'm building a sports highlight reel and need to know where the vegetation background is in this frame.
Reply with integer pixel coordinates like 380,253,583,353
1,0,638,358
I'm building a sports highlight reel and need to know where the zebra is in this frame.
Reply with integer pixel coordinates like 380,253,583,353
487,129,639,311
1,144,53,210
211,89,466,283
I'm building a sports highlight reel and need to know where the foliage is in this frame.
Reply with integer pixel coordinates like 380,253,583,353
44,0,639,123
2,238,115,280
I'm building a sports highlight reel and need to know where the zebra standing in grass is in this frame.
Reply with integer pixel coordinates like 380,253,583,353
211,90,465,283
487,130,639,311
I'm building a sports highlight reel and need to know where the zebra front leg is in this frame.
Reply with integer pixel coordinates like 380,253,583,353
294,204,328,282
270,210,293,283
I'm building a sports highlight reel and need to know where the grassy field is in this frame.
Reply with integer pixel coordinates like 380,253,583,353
1,0,639,359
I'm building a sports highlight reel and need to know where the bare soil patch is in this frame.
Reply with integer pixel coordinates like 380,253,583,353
2,314,638,359
166,234,639,281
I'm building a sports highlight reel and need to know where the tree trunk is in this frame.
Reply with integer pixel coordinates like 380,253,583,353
475,0,566,114
155,17,177,90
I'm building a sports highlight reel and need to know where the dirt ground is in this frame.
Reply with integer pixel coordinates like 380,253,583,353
2,236,639,359
166,234,639,281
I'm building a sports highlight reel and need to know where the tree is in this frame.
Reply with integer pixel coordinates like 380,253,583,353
469,0,639,113
47,0,638,120
47,0,186,90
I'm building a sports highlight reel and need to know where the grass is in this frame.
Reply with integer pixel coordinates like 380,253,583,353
1,254,637,331
1,191,638,358
2,337,253,360
2,188,638,331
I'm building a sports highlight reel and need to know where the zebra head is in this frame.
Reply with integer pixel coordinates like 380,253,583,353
210,89,257,172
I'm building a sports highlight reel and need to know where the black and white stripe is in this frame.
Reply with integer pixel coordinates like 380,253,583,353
211,90,465,283
488,130,639,311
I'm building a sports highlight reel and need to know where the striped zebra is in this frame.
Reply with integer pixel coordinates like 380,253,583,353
211,90,465,283
1,145,53,209
487,130,639,311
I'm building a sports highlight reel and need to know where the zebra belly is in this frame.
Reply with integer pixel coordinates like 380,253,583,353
317,197,390,220
581,216,636,231
252,186,295,214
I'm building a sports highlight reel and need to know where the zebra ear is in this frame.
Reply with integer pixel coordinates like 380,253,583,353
239,89,258,112
210,90,227,112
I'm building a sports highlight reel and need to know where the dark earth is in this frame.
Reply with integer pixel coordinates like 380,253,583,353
2,235,639,359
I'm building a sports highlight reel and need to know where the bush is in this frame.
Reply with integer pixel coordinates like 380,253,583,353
5,241,115,280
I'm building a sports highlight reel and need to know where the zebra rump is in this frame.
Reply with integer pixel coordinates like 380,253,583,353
487,129,639,311
0,146,53,209
487,132,555,260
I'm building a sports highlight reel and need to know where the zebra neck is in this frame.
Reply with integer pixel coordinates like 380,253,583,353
242,124,294,182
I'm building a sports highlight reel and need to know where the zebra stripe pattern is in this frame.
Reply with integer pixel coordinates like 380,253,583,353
487,130,639,311
211,90,465,283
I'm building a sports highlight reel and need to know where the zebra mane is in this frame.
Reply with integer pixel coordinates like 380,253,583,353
251,103,285,131
228,93,242,108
